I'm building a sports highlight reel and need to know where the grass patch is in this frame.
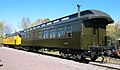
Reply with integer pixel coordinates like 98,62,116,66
42,51,60,56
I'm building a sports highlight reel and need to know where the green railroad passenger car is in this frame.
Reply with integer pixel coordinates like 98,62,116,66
3,9,114,61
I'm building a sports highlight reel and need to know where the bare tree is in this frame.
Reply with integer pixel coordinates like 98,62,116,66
0,20,5,43
0,21,5,34
21,17,31,29
0,20,13,44
4,24,13,34
0,20,13,35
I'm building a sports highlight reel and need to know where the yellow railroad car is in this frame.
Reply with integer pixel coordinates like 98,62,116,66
2,35,21,46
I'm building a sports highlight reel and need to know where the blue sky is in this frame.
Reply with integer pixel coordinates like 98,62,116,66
0,0,120,31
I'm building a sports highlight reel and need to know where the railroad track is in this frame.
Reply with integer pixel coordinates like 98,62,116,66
89,62,120,70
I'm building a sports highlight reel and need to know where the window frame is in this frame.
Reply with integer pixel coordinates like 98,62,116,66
49,28,56,38
29,33,33,40
43,30,48,39
57,27,65,38
38,31,42,39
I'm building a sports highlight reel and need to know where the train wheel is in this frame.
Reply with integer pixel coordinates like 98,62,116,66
60,52,68,58
91,55,97,62
72,54,77,59
77,54,82,60
6,45,9,48
101,55,104,62
76,54,86,62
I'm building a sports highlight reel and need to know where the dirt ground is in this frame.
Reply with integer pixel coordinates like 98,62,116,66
0,47,114,70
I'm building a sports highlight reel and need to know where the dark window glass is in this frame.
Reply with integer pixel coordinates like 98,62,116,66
67,25,72,38
93,29,96,35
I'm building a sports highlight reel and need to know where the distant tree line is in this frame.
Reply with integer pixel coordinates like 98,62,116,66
106,21,120,41
21,17,50,29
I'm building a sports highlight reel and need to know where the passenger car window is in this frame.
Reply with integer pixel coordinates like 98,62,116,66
50,29,56,38
43,30,48,39
67,25,72,38
38,31,42,39
21,33,25,39
57,27,65,38
29,33,33,40
34,32,38,39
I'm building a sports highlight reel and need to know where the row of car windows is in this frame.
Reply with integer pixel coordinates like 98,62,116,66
21,25,72,39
